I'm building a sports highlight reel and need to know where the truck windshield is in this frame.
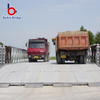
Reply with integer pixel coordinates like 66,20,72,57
29,42,45,48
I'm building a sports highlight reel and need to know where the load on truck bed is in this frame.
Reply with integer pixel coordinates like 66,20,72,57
52,31,89,64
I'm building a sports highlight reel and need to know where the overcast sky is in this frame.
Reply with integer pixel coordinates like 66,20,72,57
0,0,100,56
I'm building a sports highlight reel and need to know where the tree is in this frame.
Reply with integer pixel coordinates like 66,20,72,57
95,32,100,44
80,26,87,31
88,31,95,45
80,26,95,45
0,42,3,45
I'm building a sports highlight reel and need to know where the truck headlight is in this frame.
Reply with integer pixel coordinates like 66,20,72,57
40,51,44,52
42,55,44,57
29,55,31,57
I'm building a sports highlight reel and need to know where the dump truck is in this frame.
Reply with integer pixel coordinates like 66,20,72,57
52,31,89,64
26,38,50,62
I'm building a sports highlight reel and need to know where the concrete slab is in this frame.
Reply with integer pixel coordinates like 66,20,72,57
0,64,17,72
0,84,9,88
53,83,72,87
0,60,99,86
90,71,100,82
73,71,95,83
88,82,100,87
58,72,77,83
85,64,100,71
40,72,58,82
25,83,43,88
5,72,26,83
0,72,12,82
22,72,43,83
0,86,100,100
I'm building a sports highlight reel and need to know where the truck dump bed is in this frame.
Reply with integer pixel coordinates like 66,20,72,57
55,31,89,51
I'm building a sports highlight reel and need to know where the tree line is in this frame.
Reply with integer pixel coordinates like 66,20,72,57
80,26,100,45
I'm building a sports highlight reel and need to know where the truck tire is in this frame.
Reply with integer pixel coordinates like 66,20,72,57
83,55,86,64
56,52,61,64
29,58,32,62
77,60,79,64
79,55,83,64
33,59,37,62
61,58,65,64
75,60,78,64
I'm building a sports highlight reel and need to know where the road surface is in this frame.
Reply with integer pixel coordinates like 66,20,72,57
0,86,100,100
0,60,100,87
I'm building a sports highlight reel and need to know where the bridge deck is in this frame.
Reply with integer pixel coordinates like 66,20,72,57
0,60,100,87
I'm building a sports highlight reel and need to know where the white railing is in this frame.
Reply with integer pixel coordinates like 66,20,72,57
87,47,92,63
11,47,28,63
87,44,100,67
0,45,28,66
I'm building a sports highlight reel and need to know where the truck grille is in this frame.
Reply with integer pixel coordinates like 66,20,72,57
33,52,44,55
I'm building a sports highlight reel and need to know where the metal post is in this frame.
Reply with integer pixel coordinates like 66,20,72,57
87,47,91,63
0,45,5,66
99,47,100,66
96,44,100,66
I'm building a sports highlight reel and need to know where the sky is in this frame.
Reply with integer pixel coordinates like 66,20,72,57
0,0,100,56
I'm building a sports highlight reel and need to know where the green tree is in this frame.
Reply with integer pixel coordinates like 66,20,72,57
95,32,100,44
80,26,95,45
88,31,95,45
80,26,87,31
0,42,3,45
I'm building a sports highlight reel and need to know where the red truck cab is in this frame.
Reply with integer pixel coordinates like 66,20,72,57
26,38,50,62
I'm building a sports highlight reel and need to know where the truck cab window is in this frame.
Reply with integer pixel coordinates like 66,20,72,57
29,42,44,48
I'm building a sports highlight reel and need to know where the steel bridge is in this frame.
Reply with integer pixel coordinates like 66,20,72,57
0,44,100,88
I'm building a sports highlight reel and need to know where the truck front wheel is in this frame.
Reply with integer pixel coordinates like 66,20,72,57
29,58,32,62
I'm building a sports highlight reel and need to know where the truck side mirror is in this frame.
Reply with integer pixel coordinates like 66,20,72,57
25,43,27,47
53,42,55,45
52,38,55,45
46,43,48,47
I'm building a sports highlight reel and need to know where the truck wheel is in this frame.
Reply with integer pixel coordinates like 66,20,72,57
56,52,61,64
32,59,35,62
83,55,86,64
77,60,80,64
33,59,37,62
75,60,77,64
61,58,65,64
29,58,32,62
79,56,83,64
